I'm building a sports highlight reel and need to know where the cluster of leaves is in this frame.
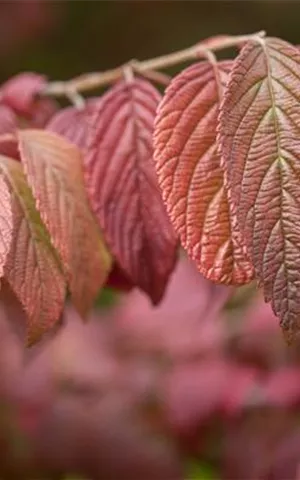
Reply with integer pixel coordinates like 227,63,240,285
154,35,300,343
0,33,299,343
0,257,299,479
0,71,178,343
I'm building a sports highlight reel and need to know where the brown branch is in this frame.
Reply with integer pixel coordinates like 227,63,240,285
42,30,265,99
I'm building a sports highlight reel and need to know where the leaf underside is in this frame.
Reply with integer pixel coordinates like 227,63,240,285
0,155,65,344
85,78,178,304
153,60,254,285
218,37,300,341
18,129,112,318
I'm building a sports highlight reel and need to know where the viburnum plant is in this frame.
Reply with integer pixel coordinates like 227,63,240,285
0,30,298,344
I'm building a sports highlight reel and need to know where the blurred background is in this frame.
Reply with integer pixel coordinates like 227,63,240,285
0,0,300,82
1,1,300,480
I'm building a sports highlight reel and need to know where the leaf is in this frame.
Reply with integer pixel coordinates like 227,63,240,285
218,37,300,340
0,155,66,344
18,129,112,318
85,78,178,304
0,174,12,278
47,101,137,295
105,262,134,292
46,98,101,151
29,96,58,129
0,73,47,118
153,61,254,284
0,104,17,134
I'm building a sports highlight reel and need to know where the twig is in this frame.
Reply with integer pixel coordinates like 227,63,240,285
42,30,265,99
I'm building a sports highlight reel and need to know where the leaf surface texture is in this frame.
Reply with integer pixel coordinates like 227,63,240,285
154,61,253,284
218,38,300,339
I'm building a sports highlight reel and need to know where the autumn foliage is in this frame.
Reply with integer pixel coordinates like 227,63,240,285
0,32,299,344
2,28,300,479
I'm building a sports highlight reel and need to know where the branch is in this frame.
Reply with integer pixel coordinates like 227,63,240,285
42,30,265,99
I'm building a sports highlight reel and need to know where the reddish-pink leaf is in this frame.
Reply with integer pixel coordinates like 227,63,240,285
0,174,12,279
0,73,47,118
0,155,65,344
85,79,178,303
18,129,112,318
153,61,253,284
46,98,101,151
105,262,134,292
218,38,300,341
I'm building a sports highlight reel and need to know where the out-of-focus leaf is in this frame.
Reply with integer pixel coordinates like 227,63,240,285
0,73,47,118
218,37,300,341
18,129,112,318
0,155,66,344
85,78,178,304
186,459,217,480
154,61,253,285
115,256,231,358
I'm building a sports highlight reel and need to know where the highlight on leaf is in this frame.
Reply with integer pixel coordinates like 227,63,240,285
17,129,112,319
153,60,254,285
0,155,66,344
85,78,178,304
217,37,300,341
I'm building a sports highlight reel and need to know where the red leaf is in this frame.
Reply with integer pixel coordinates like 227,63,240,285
153,61,253,284
218,38,300,340
0,156,66,344
18,129,112,318
46,98,101,151
85,79,178,303
0,73,47,118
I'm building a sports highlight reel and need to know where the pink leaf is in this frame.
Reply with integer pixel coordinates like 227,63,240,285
0,72,47,118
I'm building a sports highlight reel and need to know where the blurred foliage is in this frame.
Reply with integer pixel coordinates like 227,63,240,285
186,459,217,479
